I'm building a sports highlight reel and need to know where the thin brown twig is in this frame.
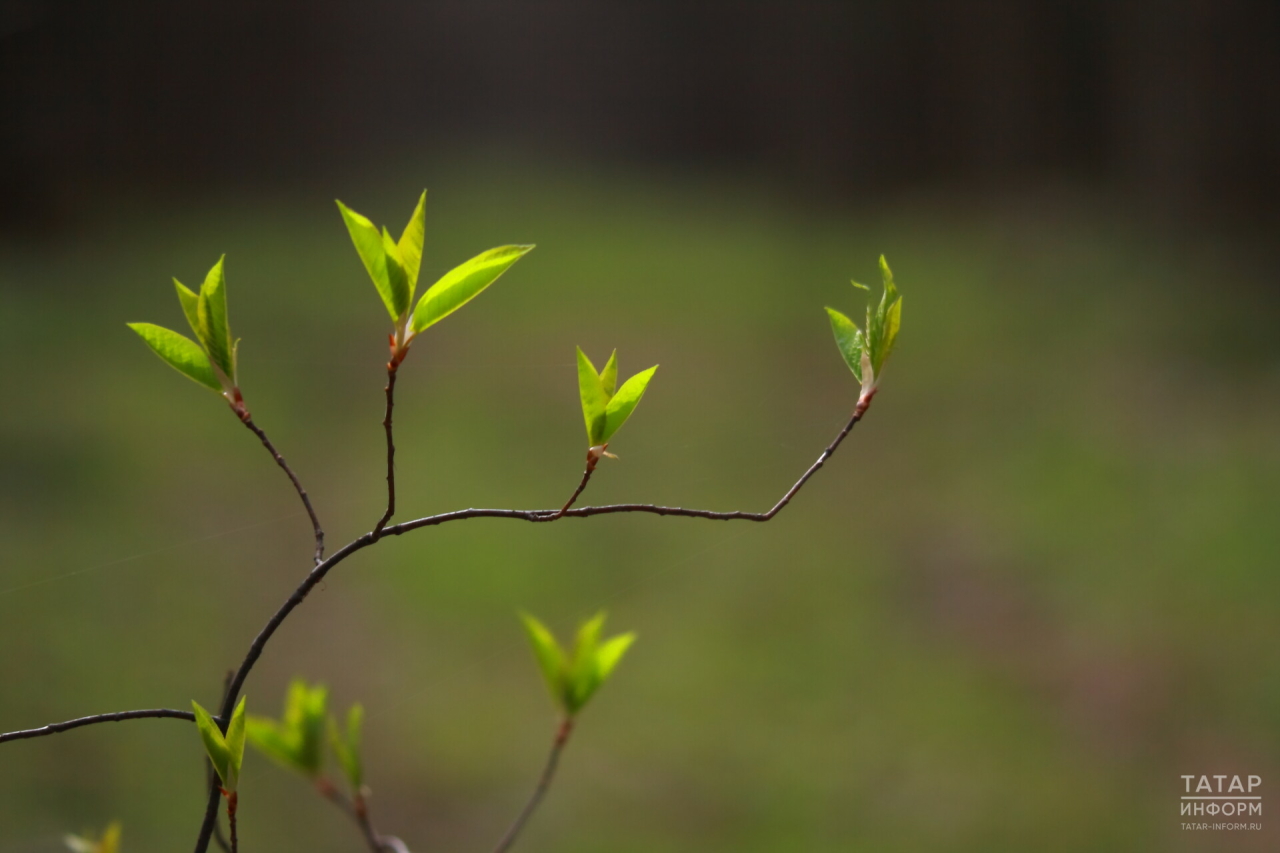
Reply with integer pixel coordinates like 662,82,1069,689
552,451,598,518
0,709,198,744
492,717,574,853
316,779,411,853
226,791,238,853
240,414,326,566
372,356,402,538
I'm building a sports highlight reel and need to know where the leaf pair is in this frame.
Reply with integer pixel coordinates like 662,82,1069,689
336,192,534,344
245,679,328,778
521,611,635,716
825,255,903,393
193,696,248,794
64,822,122,853
128,257,239,396
576,348,658,449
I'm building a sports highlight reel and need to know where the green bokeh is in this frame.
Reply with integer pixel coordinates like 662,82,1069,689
1,157,1277,852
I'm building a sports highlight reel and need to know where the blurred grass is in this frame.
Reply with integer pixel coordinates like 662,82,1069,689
1,156,1278,852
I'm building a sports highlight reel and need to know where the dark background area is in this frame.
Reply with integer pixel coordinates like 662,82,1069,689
2,3,1280,852
3,0,1279,231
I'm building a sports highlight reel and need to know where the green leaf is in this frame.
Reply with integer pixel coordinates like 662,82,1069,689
174,278,201,339
329,704,364,790
291,681,328,776
825,307,864,383
196,256,233,378
192,700,231,789
599,349,618,398
601,366,657,444
337,199,398,321
246,716,301,772
410,244,534,334
576,347,609,446
128,323,222,391
871,255,902,374
380,227,410,317
594,632,636,683
567,612,606,711
397,190,427,295
224,695,248,791
521,612,568,710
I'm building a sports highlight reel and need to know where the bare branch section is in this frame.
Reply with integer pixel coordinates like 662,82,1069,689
372,356,403,538
552,450,599,519
240,415,326,566
0,708,199,744
492,717,574,853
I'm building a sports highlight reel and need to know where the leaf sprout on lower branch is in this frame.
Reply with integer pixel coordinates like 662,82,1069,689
521,611,636,718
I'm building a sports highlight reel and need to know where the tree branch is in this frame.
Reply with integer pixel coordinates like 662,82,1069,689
372,358,402,538
191,405,866,852
492,717,573,853
0,709,199,744
1,403,866,850
240,415,326,566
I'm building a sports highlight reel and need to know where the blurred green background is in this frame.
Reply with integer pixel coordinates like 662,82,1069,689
4,3,1280,851
2,157,1277,852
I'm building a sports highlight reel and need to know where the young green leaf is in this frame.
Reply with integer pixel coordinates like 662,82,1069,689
196,257,234,379
245,716,297,772
128,323,222,391
192,700,231,789
599,349,619,398
224,695,248,791
380,227,410,317
521,612,567,707
328,703,364,790
576,347,609,446
397,190,427,295
410,244,534,334
174,278,201,339
594,632,636,683
336,199,398,321
602,365,657,444
824,307,864,383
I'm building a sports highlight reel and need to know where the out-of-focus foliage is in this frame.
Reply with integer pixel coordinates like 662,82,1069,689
246,680,328,779
522,612,635,716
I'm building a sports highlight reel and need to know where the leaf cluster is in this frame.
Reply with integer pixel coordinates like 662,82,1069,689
128,257,239,396
825,255,903,394
521,612,636,716
336,191,534,350
576,348,658,449
245,679,364,791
